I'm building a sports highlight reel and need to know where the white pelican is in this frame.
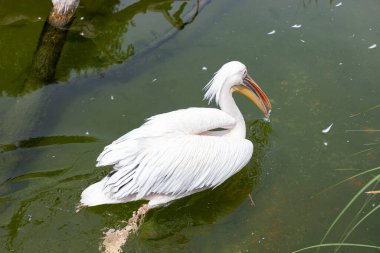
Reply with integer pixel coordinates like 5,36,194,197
80,61,272,209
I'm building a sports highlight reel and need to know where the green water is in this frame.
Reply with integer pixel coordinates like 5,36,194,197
1,0,379,252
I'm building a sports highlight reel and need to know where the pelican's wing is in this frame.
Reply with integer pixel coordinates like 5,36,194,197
103,134,253,200
95,107,252,201
96,107,236,167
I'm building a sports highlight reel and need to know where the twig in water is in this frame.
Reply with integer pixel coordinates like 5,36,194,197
349,112,361,118
366,104,380,112
365,190,380,194
345,129,380,133
363,142,380,146
248,193,255,207
349,147,376,157
349,104,380,118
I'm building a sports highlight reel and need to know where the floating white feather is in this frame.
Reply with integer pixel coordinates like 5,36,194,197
322,123,334,134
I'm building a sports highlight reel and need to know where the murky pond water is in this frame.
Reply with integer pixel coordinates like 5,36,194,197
1,0,379,252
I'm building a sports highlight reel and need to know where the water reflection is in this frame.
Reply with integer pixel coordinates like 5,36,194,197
0,0,206,96
56,0,206,82
25,21,74,92
0,135,97,153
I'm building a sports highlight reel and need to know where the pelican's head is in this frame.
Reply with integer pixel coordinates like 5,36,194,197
204,61,272,118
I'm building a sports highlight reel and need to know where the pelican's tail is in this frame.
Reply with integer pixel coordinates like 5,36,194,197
80,178,126,207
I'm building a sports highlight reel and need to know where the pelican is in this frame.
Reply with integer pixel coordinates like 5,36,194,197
80,61,272,209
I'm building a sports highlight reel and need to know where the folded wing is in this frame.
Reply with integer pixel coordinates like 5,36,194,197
94,107,253,202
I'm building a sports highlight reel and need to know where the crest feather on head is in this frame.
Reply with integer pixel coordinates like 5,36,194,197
203,70,227,105
203,61,246,105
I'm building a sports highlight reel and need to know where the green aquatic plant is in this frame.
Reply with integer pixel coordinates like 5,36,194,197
293,166,380,253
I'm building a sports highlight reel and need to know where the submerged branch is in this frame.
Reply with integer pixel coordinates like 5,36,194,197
101,204,149,253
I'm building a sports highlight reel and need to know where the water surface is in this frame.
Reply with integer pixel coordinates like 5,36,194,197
0,0,379,252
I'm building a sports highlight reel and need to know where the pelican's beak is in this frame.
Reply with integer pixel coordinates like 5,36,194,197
233,74,272,118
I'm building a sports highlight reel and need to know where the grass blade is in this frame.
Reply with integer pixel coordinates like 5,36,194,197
312,166,380,198
292,243,380,253
335,181,380,252
339,204,380,247
319,174,380,248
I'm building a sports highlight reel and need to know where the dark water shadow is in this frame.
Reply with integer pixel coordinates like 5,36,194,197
0,135,97,153
0,160,94,251
0,166,69,251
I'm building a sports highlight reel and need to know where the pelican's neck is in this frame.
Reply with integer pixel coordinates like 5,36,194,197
219,88,246,138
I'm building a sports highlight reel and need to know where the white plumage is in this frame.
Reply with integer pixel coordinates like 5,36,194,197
80,61,272,208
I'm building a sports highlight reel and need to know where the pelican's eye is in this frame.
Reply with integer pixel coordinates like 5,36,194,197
243,69,247,78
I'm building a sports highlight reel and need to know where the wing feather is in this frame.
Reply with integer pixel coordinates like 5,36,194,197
110,135,253,200
96,107,236,167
